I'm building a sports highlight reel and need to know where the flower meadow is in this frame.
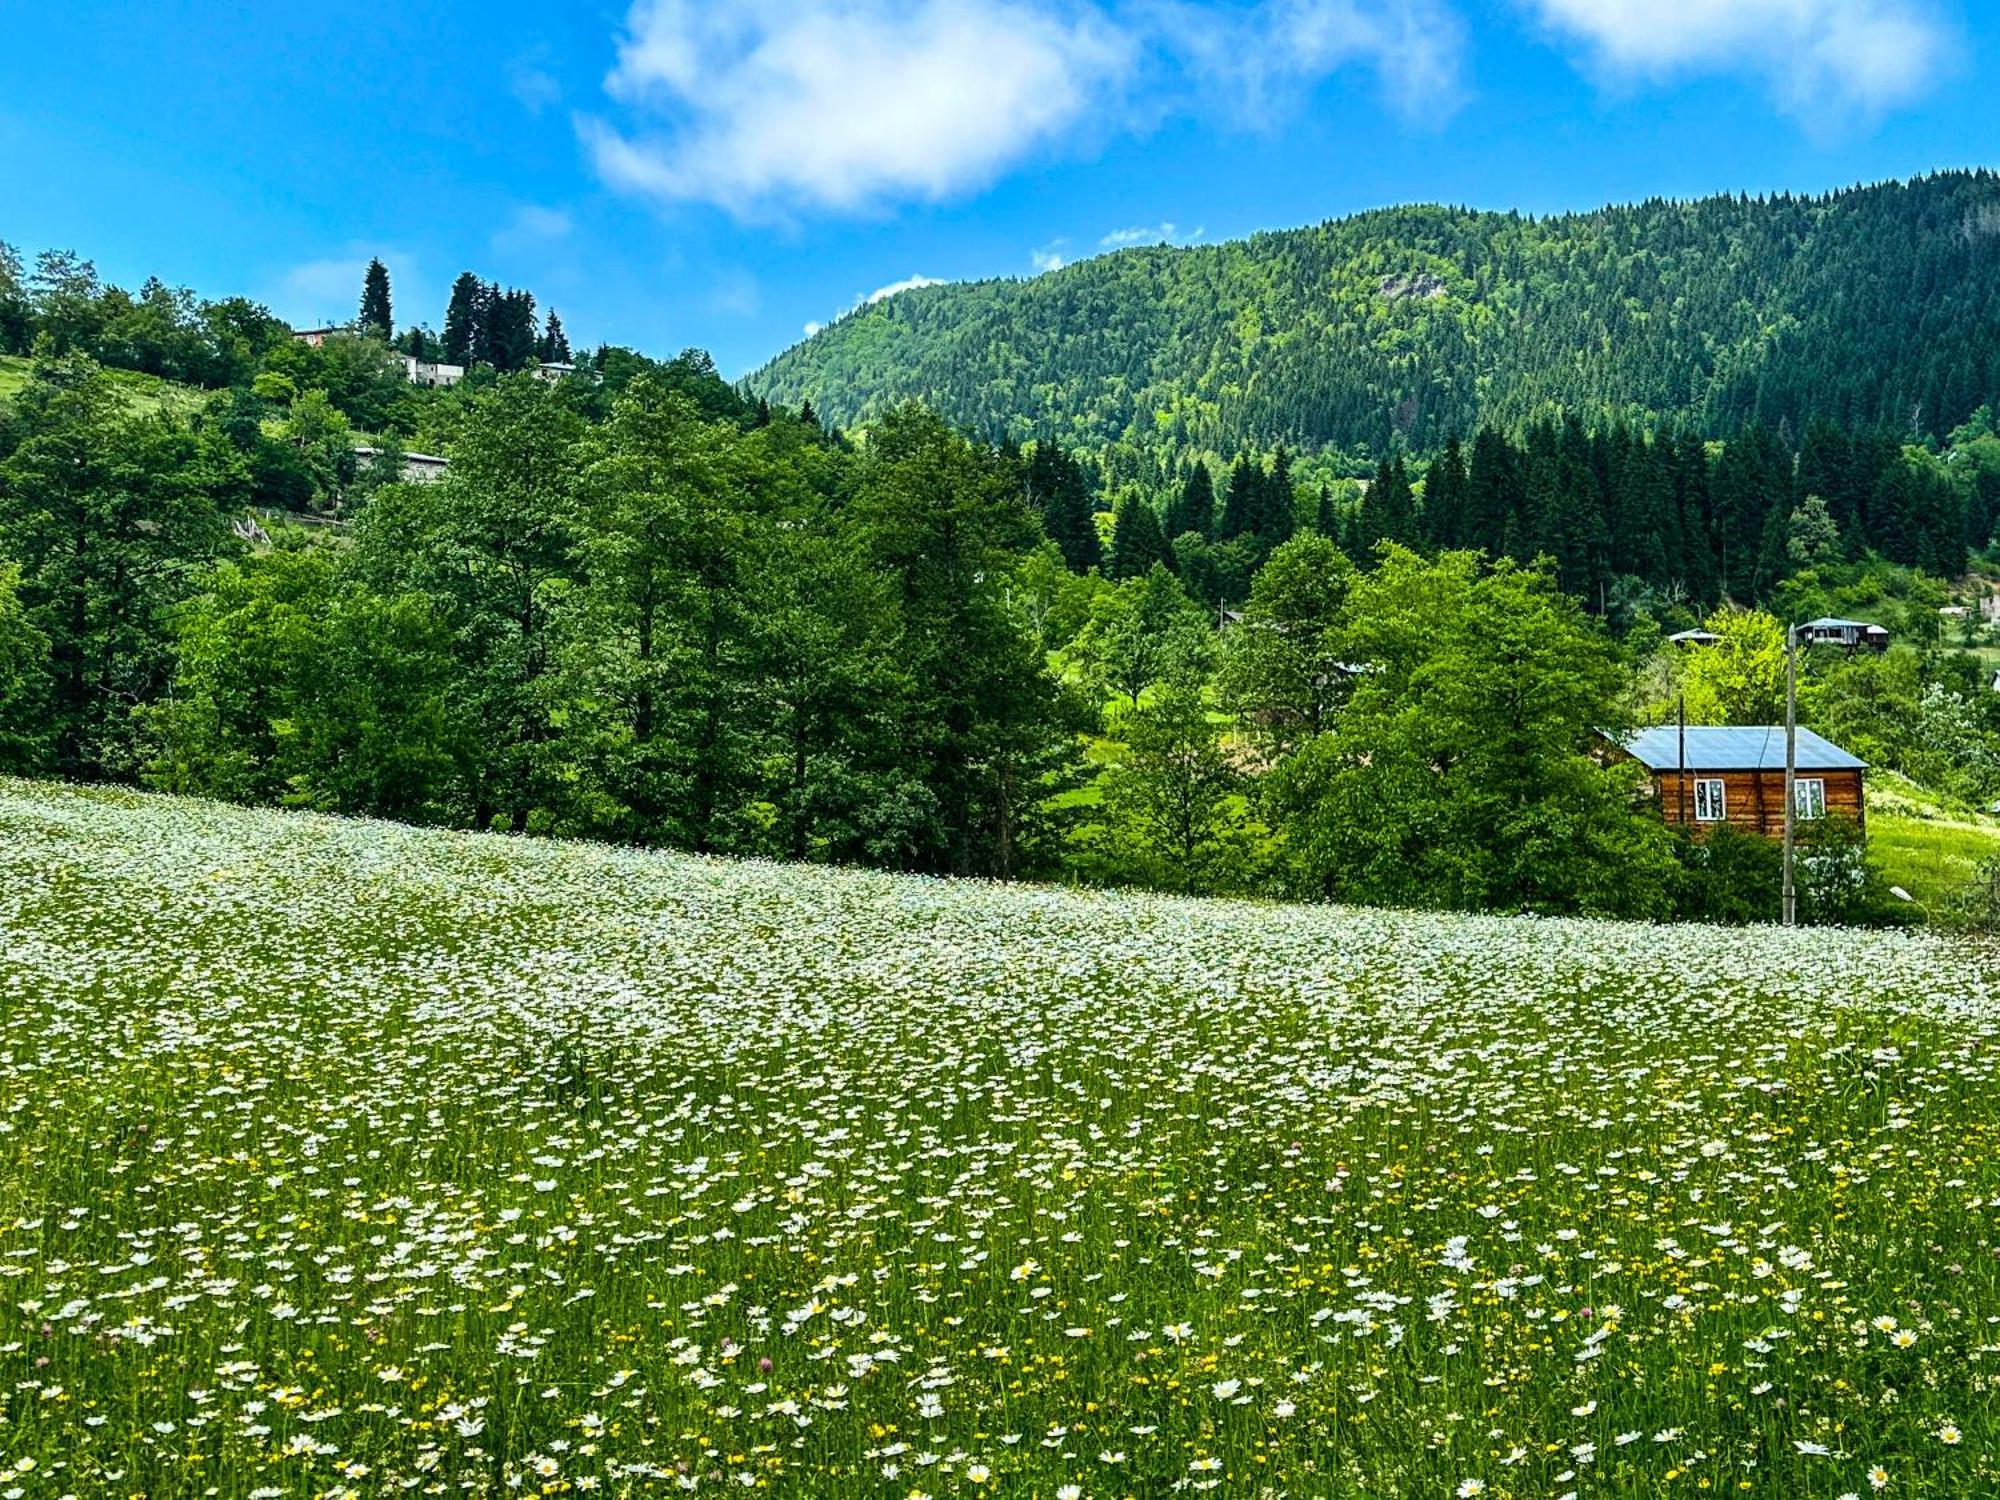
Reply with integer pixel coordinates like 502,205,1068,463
3,784,2000,1498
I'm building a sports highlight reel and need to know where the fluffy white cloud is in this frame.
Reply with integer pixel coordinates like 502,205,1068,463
585,0,1132,217
1523,0,1947,118
1031,242,1068,273
583,0,1467,218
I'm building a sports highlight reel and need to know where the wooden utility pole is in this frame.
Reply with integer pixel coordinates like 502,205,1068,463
1677,692,1688,828
1782,624,1798,927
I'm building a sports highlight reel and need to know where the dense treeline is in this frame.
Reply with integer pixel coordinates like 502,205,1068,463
1036,408,2000,613
8,346,1988,924
0,360,1079,878
756,172,2000,466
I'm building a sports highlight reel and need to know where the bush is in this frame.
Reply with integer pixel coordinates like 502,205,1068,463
1676,824,1780,924
1677,815,1901,927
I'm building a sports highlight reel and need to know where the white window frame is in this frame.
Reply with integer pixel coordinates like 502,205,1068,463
1794,777,1826,821
1693,777,1726,823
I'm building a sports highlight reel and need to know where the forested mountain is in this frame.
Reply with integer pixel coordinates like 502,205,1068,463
753,172,2000,463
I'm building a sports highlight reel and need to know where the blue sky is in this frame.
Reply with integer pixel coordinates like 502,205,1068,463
1,0,1993,377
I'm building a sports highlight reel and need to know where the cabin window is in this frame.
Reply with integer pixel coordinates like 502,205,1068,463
1795,778,1826,821
1693,778,1726,823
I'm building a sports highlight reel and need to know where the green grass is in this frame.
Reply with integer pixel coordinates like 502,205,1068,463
1872,812,2000,915
0,352,211,417
3,778,1999,1497
1863,773,2000,916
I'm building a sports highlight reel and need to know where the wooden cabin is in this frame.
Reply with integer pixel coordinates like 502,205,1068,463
1800,617,1890,653
1611,726,1867,836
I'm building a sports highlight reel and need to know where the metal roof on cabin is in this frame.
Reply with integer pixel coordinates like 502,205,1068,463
1618,726,1868,772
1802,617,1888,632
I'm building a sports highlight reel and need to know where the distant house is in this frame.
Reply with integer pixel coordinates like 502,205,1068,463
1799,617,1889,653
1610,725,1868,836
1667,628,1721,648
400,354,465,388
534,361,576,383
352,446,449,484
292,327,338,348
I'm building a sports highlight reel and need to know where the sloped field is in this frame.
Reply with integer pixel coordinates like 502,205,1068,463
1,781,1996,1497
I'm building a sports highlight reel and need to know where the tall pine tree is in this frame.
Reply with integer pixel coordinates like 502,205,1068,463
1165,463,1215,540
358,259,392,340
442,272,483,366
538,309,572,364
1108,494,1172,579
1422,438,1467,549
1254,447,1296,543
1220,456,1258,540
1028,440,1101,572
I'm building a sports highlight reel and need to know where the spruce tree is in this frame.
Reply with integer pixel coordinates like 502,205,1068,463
1422,438,1467,549
358,258,392,340
1108,495,1172,579
482,287,539,373
1165,463,1215,540
1673,428,1720,604
1029,441,1101,572
539,309,572,364
1220,456,1258,539
1632,434,1680,588
1465,427,1519,558
1361,457,1415,549
442,272,482,366
1256,446,1296,543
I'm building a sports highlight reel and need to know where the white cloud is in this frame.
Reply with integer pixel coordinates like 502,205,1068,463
1522,0,1948,119
863,273,947,304
803,320,826,337
1145,0,1464,120
1031,242,1068,273
1099,220,1204,247
583,0,1468,218
585,0,1133,218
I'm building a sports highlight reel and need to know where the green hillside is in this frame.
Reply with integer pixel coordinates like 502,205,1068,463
6,777,2000,1494
753,172,2000,461
0,352,208,418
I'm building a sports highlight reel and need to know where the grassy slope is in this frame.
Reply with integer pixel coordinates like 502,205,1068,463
0,352,209,416
3,778,1999,1496
1869,773,2000,914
